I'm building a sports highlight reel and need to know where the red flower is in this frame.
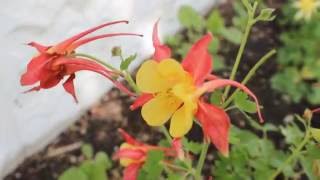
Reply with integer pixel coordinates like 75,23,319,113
21,20,142,102
131,22,264,156
114,129,180,180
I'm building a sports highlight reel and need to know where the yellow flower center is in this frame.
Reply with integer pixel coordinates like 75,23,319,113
119,143,140,167
136,59,198,137
294,0,320,20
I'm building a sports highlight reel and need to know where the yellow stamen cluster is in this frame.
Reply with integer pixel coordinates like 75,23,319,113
293,0,320,20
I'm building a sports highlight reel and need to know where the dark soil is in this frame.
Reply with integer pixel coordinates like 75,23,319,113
5,1,311,180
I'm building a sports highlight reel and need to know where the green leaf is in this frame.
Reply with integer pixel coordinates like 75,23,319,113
210,89,223,106
168,173,183,180
141,150,164,179
220,27,242,44
208,37,220,54
311,128,320,142
120,54,137,70
182,139,202,154
178,5,204,30
91,161,107,180
300,144,320,179
81,144,94,159
234,91,257,113
79,161,94,176
206,10,225,34
263,123,278,132
280,121,304,146
59,167,88,180
256,8,275,22
213,55,225,71
95,152,112,170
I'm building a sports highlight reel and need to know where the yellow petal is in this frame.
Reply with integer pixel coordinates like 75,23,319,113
142,93,182,126
169,104,194,137
157,59,187,83
136,60,172,93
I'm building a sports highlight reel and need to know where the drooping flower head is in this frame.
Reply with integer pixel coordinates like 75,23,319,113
21,20,142,102
131,22,264,156
114,129,180,180
293,0,320,21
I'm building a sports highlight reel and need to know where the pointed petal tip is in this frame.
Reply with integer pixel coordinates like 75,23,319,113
221,150,229,158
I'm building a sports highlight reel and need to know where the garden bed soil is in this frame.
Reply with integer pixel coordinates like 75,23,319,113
5,1,310,179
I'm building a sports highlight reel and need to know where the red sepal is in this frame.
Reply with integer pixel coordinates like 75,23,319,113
130,93,153,110
182,33,213,85
152,21,171,62
196,100,230,157
123,163,142,180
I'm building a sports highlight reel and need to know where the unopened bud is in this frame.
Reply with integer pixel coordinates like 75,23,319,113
112,46,122,57
303,109,313,121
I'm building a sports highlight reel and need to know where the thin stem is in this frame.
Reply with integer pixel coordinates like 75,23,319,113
161,161,189,172
225,105,237,112
222,14,254,100
195,141,210,180
73,53,117,71
268,129,311,179
223,49,276,108
124,70,140,94
160,126,172,142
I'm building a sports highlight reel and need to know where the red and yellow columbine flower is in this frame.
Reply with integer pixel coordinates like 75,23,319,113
131,22,264,156
21,20,142,102
114,129,180,180
293,0,320,20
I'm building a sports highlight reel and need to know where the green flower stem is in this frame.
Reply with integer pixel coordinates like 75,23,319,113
195,140,210,180
161,161,189,172
124,70,140,94
269,128,311,180
73,53,120,73
222,49,276,108
160,126,172,142
222,4,257,100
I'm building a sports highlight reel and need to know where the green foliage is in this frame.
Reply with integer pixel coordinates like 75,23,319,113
167,4,250,72
178,5,205,31
182,138,203,155
120,53,137,71
138,150,165,180
214,126,290,180
271,1,320,104
214,113,320,179
59,144,112,180
233,91,257,113
210,89,223,106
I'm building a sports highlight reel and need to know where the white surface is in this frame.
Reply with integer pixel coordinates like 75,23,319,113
0,0,220,177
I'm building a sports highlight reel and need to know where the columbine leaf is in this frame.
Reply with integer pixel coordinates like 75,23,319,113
58,167,88,180
81,144,94,159
95,152,112,170
213,55,225,71
120,54,137,70
210,89,223,106
220,27,242,44
141,150,164,179
182,138,202,154
280,121,304,146
256,8,276,22
234,91,257,113
206,10,225,34
178,5,204,30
